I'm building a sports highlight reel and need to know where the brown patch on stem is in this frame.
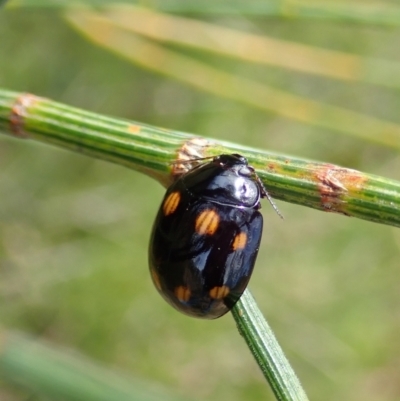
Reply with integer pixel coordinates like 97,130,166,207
127,124,141,134
315,164,365,214
10,93,42,139
172,137,211,178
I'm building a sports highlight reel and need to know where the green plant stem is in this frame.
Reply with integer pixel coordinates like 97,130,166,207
232,290,309,401
1,88,400,227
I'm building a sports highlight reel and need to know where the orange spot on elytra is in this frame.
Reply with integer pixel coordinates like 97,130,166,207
195,209,220,235
174,286,191,302
209,286,230,300
162,191,181,216
232,232,247,251
150,268,162,291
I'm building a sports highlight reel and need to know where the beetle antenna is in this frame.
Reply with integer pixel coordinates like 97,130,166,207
170,156,214,166
255,174,284,219
264,190,284,219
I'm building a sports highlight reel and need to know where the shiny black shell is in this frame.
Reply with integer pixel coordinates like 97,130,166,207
148,154,266,319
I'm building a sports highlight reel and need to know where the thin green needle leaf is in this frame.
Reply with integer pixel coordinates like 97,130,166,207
64,9,400,149
6,0,400,27
103,5,400,90
0,330,184,401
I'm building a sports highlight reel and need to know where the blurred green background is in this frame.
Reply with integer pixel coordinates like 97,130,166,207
1,3,400,401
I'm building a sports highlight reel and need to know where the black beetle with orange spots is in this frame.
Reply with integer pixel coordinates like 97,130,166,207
149,154,279,319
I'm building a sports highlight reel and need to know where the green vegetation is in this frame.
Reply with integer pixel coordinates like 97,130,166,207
1,2,400,400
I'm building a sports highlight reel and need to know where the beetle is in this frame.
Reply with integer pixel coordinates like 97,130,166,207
148,153,278,319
